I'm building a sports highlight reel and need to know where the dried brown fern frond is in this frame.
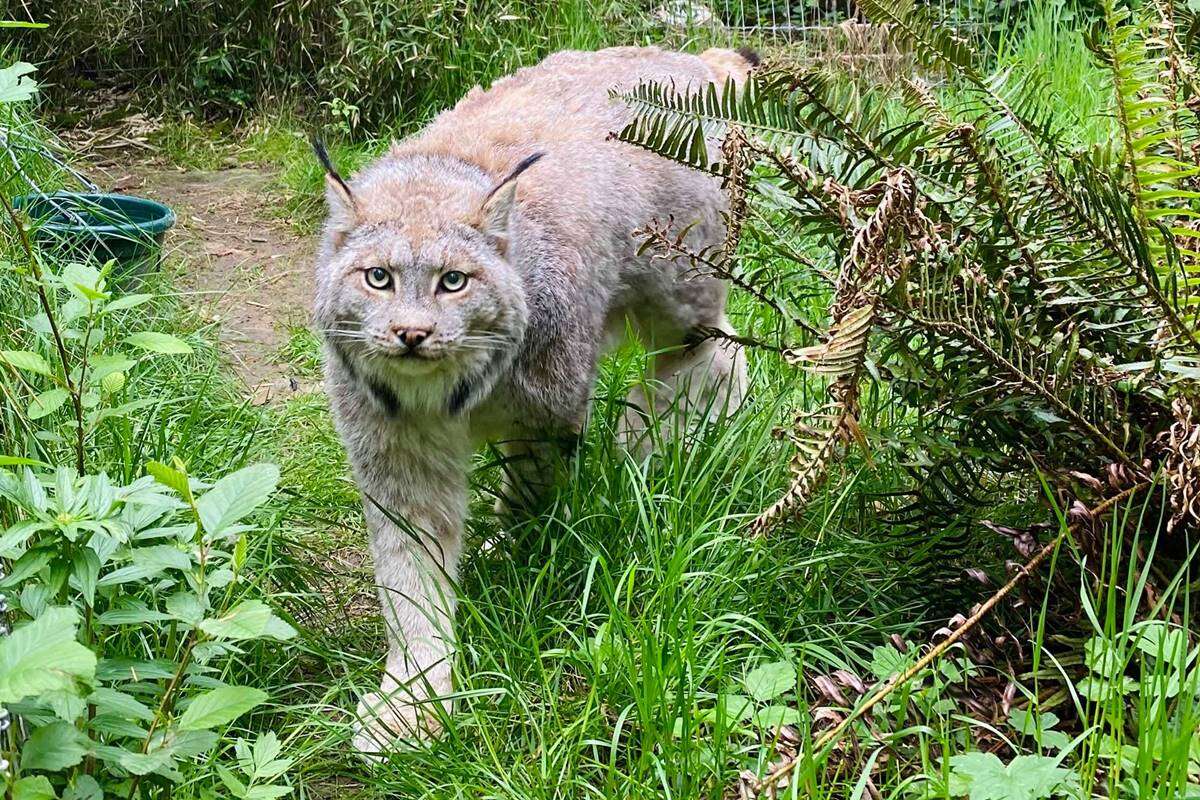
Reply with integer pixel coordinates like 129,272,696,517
1160,396,1200,532
751,168,936,535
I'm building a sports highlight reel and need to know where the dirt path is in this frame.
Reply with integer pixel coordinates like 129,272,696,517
89,154,318,404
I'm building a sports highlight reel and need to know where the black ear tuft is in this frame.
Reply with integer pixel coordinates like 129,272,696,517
483,152,545,205
736,46,762,67
311,134,354,204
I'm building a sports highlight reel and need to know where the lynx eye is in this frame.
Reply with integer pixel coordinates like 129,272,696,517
364,267,393,291
439,270,469,293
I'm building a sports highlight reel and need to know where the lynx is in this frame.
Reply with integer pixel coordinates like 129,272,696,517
312,45,755,754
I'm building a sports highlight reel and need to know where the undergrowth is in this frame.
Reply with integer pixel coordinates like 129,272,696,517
1,3,1198,799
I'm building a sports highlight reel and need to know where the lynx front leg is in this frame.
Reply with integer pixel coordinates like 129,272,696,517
344,424,471,756
353,501,462,755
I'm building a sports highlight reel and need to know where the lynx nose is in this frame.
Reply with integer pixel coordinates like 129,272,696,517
394,327,431,349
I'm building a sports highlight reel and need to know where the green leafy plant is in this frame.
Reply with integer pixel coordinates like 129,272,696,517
0,459,294,798
945,751,1079,800
0,148,296,795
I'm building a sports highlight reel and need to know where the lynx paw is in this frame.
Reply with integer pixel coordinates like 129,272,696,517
352,691,445,757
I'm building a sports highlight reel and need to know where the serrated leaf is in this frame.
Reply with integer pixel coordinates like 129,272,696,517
21,721,89,771
196,463,279,537
870,644,909,680
178,685,268,731
753,704,804,729
199,599,296,642
217,765,247,797
947,751,1076,800
166,592,205,625
100,371,126,394
742,660,796,702
0,62,38,104
89,686,154,721
27,388,69,420
124,331,193,355
72,547,100,607
0,606,96,704
116,747,175,776
1,350,52,377
11,775,55,800
146,459,194,504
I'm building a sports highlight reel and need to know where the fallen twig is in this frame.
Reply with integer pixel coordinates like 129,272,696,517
747,483,1148,797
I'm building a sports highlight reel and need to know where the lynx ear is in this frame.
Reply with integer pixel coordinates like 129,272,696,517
478,152,544,246
311,135,356,226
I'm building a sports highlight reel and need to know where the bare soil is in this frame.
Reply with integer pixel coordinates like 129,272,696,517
89,153,317,404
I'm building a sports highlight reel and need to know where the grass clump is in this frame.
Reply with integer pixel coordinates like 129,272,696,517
2,3,1200,799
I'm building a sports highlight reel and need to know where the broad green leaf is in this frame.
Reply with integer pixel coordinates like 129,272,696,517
0,606,96,703
244,785,292,800
1083,636,1121,675
1076,675,1137,700
947,752,1077,800
57,263,107,305
196,463,279,537
199,599,296,642
169,728,220,757
146,459,194,504
132,544,193,571
870,644,909,680
71,547,100,607
245,731,291,780
0,547,55,588
124,331,193,355
166,592,205,625
97,545,191,586
95,657,175,682
752,704,804,729
21,722,89,771
217,765,247,798
27,388,69,420
1007,708,1071,751
1132,622,1188,668
115,747,175,776
741,660,796,702
1,350,51,376
89,686,154,721
96,603,171,625
0,519,43,557
178,685,268,731
101,293,153,314
62,775,102,800
100,371,126,394
11,775,55,800
85,354,134,384
0,62,38,104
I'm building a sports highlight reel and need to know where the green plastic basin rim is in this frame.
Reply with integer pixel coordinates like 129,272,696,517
13,192,176,238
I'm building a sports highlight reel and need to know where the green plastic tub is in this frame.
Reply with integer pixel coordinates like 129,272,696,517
13,192,175,278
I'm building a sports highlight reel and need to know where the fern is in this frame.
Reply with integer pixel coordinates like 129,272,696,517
618,1,1200,550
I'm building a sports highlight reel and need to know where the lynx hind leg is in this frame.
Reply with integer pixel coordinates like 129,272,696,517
492,435,576,518
619,317,748,455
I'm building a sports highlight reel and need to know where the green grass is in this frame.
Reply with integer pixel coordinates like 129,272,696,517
3,4,1199,797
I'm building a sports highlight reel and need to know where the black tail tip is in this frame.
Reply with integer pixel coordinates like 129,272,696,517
736,46,762,67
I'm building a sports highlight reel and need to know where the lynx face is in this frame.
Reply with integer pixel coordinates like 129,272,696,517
321,225,527,381
314,151,541,413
